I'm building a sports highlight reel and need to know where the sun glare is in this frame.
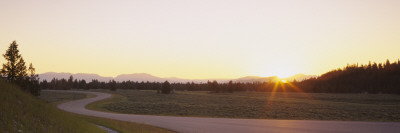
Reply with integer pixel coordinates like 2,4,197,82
257,69,295,78
267,78,310,105
254,62,301,78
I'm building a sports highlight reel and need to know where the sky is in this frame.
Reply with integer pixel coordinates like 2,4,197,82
0,0,400,79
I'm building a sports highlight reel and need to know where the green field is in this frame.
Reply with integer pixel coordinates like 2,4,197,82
90,89,400,122
40,91,175,133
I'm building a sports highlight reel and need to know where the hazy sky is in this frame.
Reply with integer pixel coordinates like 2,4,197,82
1,0,399,79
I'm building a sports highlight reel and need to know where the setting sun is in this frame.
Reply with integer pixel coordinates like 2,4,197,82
281,80,288,83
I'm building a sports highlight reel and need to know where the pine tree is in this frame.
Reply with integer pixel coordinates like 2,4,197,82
2,41,27,81
28,63,35,77
211,80,219,93
227,80,234,93
109,80,117,91
68,75,74,89
27,63,40,96
161,81,171,94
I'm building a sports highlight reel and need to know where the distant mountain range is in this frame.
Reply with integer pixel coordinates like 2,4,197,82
38,72,315,83
39,72,113,82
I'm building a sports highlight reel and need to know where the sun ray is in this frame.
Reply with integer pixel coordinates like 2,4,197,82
266,79,312,109
286,82,311,99
267,80,280,105
279,82,288,98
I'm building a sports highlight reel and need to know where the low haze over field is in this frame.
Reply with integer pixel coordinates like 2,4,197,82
1,0,400,79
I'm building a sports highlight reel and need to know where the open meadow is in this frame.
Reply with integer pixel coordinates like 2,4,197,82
90,90,400,122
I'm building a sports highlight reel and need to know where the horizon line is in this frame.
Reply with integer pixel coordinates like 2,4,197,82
38,72,315,80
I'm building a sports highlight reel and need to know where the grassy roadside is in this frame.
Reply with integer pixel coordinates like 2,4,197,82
0,80,106,133
40,91,175,133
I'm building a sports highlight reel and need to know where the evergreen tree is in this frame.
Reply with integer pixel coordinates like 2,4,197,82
227,80,234,93
161,81,171,94
68,75,74,89
385,59,391,70
80,79,87,90
27,63,40,96
40,80,49,90
2,41,27,81
1,41,40,95
211,80,219,93
28,63,36,77
109,80,117,91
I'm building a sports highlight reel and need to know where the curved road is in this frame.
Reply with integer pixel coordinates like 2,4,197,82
52,90,400,133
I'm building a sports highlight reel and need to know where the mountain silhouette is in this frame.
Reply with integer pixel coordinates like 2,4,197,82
115,73,164,82
39,72,113,82
39,72,315,83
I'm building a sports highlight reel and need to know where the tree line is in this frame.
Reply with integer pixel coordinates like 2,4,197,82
297,60,400,94
39,78,298,93
40,77,175,93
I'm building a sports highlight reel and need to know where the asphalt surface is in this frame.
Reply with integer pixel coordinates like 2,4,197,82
51,90,400,133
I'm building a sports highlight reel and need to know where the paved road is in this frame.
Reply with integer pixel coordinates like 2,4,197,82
51,90,400,133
